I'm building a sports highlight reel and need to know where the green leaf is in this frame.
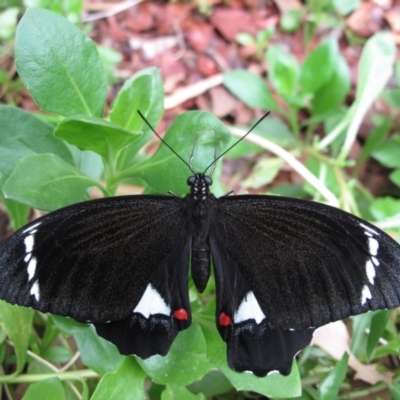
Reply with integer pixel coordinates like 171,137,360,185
15,8,108,117
242,158,284,189
223,71,278,111
52,316,123,374
0,105,74,176
301,38,339,95
366,310,391,361
111,67,164,166
0,301,34,373
372,134,400,168
280,9,303,33
3,198,29,230
359,117,391,166
318,352,349,400
91,357,147,400
311,52,350,115
0,7,18,40
227,117,295,158
55,116,141,160
23,0,84,24
390,169,400,187
138,323,212,387
126,111,231,197
370,197,400,220
381,88,400,109
187,370,233,397
333,0,360,15
267,45,300,97
3,153,101,211
111,67,163,131
391,383,400,400
236,32,255,46
162,386,205,400
22,377,66,400
350,313,372,359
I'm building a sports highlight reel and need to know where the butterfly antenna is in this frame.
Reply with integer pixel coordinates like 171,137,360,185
203,111,271,175
138,110,195,174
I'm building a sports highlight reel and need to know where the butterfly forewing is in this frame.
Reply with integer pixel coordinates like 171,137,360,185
0,195,193,356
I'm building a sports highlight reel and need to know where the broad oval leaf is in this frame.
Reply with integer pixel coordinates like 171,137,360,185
0,105,73,176
223,70,278,111
267,46,300,98
91,357,147,400
3,153,102,211
55,116,141,160
0,300,34,373
15,8,108,117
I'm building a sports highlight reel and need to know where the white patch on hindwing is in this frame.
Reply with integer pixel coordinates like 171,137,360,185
133,284,171,318
234,291,266,324
361,285,372,305
30,280,40,302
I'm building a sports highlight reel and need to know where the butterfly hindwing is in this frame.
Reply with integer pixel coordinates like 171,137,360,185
0,195,192,357
213,195,400,331
210,232,314,376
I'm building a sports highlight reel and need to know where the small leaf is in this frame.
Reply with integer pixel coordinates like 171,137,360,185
138,323,212,387
52,316,123,374
372,134,400,169
91,357,146,400
22,377,66,400
0,105,73,176
369,197,400,220
187,370,233,397
223,70,278,111
390,169,400,187
3,154,101,211
312,53,350,115
267,46,300,97
359,117,391,165
353,32,396,126
333,0,360,15
381,88,400,109
242,158,284,189
55,116,141,160
236,32,255,46
3,198,29,230
366,310,391,361
318,352,349,400
15,8,108,117
226,117,295,158
280,9,303,33
301,38,339,95
162,386,205,400
0,301,34,373
111,67,164,166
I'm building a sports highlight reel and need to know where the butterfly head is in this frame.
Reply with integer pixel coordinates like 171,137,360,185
187,173,212,201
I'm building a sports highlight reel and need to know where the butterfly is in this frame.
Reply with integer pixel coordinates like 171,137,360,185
0,112,400,378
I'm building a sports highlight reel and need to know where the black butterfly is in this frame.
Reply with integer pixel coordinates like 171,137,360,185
1,114,400,377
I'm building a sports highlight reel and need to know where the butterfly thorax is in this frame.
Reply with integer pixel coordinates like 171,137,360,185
187,173,212,202
186,173,214,293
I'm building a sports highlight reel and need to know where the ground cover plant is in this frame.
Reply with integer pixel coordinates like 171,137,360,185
0,3,399,400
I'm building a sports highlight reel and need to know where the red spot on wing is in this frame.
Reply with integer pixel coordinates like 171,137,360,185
173,308,188,320
219,312,232,326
